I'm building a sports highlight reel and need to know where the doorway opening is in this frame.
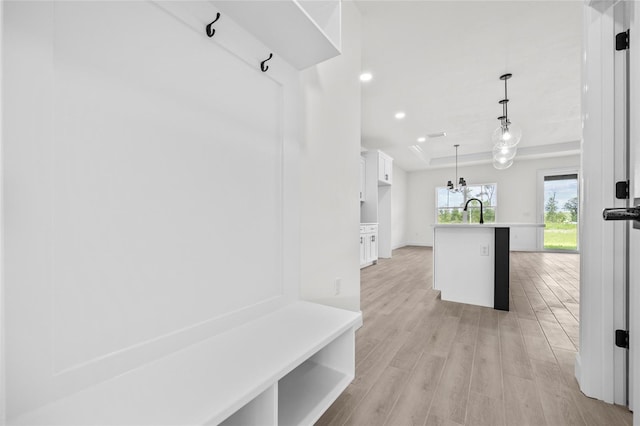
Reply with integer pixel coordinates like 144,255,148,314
539,171,579,251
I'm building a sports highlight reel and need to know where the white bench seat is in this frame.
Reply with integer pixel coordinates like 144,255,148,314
11,301,362,426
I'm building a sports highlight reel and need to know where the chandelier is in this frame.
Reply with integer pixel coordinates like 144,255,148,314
447,144,466,192
491,73,521,169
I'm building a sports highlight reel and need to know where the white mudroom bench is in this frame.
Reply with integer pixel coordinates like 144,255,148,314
11,301,362,426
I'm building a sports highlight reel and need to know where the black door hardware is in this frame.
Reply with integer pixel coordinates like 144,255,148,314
617,30,630,51
616,329,629,349
616,181,629,199
603,206,640,221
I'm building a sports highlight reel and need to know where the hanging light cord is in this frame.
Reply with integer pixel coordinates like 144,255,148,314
503,77,508,124
455,145,458,184
499,73,512,128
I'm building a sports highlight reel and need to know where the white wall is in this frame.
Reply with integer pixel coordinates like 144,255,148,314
0,1,4,421
2,1,305,419
406,155,581,246
299,2,361,312
391,164,408,249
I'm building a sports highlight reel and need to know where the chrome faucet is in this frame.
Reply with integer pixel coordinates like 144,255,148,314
464,198,484,224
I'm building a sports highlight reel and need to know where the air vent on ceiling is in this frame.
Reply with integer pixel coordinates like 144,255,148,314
428,132,447,139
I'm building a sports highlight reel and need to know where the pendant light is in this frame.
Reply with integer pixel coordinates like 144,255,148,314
493,156,514,170
492,143,517,162
447,144,467,192
492,73,520,169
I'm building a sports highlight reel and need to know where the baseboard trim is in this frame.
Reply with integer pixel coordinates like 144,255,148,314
574,352,582,388
403,242,433,248
391,242,407,250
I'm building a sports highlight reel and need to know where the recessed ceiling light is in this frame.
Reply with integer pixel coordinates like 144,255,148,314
417,137,426,143
359,72,373,82
395,112,406,119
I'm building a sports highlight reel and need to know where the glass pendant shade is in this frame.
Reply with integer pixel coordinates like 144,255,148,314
491,73,520,169
491,122,522,148
492,144,517,162
493,156,514,170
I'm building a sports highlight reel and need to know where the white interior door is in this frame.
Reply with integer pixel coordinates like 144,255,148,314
613,0,631,407
629,1,640,416
616,2,640,414
599,0,630,408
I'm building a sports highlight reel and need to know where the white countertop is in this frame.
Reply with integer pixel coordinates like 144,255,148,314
432,223,545,228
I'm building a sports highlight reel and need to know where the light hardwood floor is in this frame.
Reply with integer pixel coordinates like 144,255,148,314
317,246,632,426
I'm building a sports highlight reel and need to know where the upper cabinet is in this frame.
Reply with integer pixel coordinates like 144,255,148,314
378,151,393,185
214,1,341,70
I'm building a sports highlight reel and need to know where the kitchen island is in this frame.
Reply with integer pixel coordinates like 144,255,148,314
433,224,510,310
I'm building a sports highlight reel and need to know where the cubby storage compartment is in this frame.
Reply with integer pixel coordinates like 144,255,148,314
217,386,277,426
278,329,355,425
218,328,356,426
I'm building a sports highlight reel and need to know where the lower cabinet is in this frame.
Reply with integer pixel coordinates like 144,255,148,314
360,224,378,268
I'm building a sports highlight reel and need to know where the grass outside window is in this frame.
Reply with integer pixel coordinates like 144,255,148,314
544,222,577,250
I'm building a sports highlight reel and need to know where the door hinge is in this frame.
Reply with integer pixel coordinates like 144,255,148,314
616,329,629,349
616,180,629,199
617,30,630,51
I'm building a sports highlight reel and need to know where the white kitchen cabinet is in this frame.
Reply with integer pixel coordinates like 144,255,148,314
359,157,366,202
359,227,367,265
361,151,392,259
360,224,378,268
368,229,378,261
377,151,393,185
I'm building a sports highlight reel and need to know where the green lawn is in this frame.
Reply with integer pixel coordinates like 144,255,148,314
544,222,578,250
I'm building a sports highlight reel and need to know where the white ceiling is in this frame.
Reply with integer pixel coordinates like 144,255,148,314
356,1,583,171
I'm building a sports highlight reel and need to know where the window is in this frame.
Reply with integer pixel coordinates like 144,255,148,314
436,183,497,223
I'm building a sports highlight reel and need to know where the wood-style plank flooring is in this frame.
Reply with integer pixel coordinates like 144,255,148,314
316,246,632,426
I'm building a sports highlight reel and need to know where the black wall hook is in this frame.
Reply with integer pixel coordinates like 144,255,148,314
206,13,221,38
261,53,273,72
